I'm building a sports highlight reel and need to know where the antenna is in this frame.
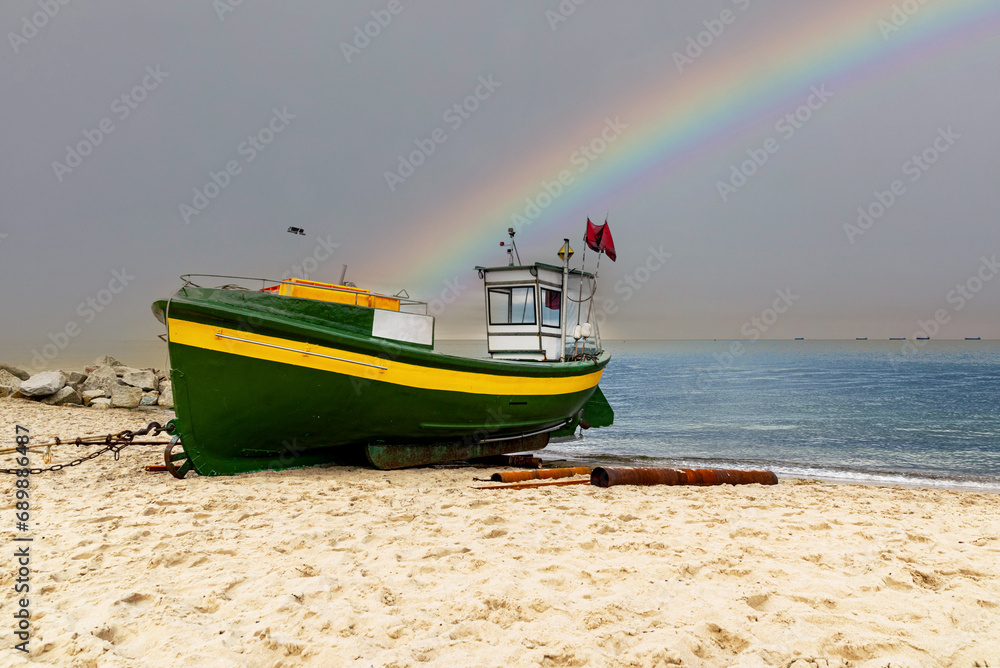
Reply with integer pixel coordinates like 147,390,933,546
338,264,356,287
507,227,521,265
500,241,513,266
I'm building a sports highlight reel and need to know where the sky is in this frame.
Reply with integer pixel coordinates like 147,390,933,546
2,0,998,361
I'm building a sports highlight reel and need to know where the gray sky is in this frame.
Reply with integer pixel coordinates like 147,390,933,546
2,0,998,360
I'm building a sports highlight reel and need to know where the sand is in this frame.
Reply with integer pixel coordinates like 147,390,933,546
1,396,999,667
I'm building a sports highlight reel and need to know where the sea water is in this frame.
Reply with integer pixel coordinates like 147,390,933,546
543,340,1000,492
4,338,998,490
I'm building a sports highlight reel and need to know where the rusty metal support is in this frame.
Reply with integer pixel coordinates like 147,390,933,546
365,432,551,469
474,454,542,469
490,466,591,483
591,467,778,488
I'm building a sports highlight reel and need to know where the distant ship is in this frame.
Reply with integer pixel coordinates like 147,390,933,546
916,336,930,340
856,338,868,341
966,337,982,341
889,338,905,341
794,337,804,341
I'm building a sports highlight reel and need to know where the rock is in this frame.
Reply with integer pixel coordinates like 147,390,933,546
19,371,67,397
0,385,14,398
157,381,174,408
155,369,169,381
42,387,83,406
0,363,30,381
112,365,157,378
80,389,106,406
0,370,23,392
81,366,119,394
140,390,160,406
93,355,125,368
90,398,111,410
110,384,142,409
62,371,88,391
122,369,157,391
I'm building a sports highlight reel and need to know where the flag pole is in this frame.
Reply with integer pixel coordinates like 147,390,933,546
559,238,570,362
586,249,602,327
586,216,611,327
577,238,587,327
574,235,588,358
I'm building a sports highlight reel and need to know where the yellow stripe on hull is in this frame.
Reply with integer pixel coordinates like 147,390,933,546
167,318,603,396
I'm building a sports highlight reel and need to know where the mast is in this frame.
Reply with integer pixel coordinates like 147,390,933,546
558,238,571,362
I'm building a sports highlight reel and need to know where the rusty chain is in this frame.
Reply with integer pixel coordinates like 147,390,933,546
0,421,175,474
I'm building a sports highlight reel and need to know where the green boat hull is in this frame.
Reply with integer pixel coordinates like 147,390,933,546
155,287,611,475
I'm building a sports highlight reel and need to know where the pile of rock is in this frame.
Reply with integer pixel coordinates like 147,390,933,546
0,356,173,410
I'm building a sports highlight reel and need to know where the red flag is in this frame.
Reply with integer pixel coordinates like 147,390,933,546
599,219,616,261
585,218,602,253
584,218,616,261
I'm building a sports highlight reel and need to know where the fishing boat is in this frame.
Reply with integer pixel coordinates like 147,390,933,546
152,227,615,477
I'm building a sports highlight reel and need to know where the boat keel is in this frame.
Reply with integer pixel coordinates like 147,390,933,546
365,433,550,470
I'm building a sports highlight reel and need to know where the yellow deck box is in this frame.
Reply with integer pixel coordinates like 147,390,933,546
277,279,400,311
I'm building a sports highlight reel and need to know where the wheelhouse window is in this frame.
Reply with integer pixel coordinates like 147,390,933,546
541,288,561,328
488,287,536,325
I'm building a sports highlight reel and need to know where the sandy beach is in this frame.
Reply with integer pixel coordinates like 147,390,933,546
2,397,999,667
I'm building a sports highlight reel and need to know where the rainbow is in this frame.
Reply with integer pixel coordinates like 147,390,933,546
373,0,999,290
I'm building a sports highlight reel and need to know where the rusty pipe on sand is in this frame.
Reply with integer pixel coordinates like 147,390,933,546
490,467,591,483
591,467,778,488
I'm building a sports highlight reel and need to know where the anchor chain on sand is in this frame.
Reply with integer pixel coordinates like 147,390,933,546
0,421,175,475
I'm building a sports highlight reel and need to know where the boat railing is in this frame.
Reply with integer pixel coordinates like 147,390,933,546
178,274,429,314
180,274,279,291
